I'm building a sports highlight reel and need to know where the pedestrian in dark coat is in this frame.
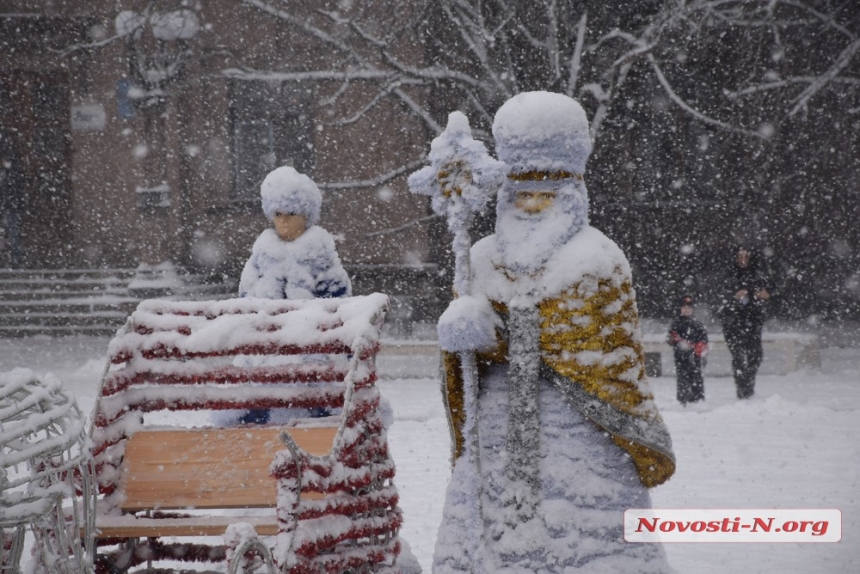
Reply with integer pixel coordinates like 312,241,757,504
718,246,773,399
667,295,708,404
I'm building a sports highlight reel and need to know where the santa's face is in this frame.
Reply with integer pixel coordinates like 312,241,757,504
514,191,556,215
273,213,307,241
495,179,589,275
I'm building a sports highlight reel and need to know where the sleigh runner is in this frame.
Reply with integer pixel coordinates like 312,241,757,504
88,293,409,573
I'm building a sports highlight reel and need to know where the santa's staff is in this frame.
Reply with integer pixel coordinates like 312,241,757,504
408,111,505,571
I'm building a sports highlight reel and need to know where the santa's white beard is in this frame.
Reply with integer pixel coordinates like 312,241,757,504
494,202,582,275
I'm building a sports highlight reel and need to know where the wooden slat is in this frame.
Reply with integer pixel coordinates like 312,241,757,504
121,426,338,511
94,515,279,538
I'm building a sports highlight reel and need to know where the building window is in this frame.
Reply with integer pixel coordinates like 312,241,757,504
229,80,314,200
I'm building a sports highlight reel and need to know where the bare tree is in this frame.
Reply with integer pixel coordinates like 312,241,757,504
235,0,857,151
229,0,859,317
54,0,858,316
57,0,857,194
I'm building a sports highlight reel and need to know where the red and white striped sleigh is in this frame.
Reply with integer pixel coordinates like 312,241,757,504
87,293,411,573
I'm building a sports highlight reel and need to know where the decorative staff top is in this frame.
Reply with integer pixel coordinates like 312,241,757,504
408,111,505,216
408,111,506,296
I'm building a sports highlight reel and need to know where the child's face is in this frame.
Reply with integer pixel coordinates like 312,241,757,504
680,304,693,317
273,213,307,241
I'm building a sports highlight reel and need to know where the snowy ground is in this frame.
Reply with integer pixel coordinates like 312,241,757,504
2,333,858,574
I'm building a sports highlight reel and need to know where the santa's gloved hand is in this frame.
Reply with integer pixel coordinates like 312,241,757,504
437,295,501,353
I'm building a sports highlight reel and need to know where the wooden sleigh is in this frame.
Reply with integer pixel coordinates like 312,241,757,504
86,293,406,573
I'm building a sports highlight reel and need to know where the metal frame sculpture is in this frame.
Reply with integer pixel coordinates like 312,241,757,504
0,370,95,574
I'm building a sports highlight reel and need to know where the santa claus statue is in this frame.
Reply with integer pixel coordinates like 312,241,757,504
432,92,676,573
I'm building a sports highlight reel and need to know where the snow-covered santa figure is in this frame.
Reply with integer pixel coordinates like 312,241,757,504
434,92,676,573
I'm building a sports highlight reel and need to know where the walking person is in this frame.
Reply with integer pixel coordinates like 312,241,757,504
667,294,708,404
718,245,773,399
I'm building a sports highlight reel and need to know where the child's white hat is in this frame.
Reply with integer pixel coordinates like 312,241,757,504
260,166,322,226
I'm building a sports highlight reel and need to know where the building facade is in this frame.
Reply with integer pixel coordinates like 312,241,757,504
0,0,445,318
3,1,859,321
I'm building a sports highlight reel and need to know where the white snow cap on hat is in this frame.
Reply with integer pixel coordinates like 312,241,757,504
260,166,322,226
492,91,592,174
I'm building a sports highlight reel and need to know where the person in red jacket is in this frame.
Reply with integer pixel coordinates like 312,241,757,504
667,294,709,404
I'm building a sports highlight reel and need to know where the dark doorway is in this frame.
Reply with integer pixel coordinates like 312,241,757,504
0,70,73,268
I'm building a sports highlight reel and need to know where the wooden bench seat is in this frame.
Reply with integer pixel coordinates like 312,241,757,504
94,425,337,539
95,514,281,538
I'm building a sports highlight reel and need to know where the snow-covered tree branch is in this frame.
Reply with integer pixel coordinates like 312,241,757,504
236,0,856,152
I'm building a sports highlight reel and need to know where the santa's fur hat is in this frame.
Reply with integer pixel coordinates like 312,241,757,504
492,91,592,176
260,166,322,227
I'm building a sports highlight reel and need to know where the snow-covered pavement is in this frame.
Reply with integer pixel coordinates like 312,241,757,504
380,348,860,574
2,335,858,573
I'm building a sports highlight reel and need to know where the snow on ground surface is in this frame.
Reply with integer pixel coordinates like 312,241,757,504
2,332,858,574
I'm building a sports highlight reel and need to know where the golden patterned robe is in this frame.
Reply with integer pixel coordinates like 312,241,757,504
442,226,675,488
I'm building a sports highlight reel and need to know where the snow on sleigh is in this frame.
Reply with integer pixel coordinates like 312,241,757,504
88,293,414,573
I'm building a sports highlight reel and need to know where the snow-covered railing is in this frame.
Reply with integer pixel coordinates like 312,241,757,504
88,293,407,573
0,369,94,574
106,295,384,362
